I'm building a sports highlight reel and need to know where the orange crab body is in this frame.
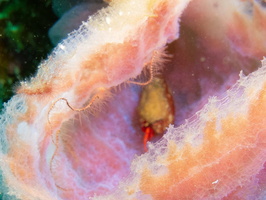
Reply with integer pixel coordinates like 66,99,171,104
138,77,175,150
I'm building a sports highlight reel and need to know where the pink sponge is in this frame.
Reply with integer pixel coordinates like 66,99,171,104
0,0,266,200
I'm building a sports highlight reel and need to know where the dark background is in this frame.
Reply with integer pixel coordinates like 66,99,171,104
0,0,58,111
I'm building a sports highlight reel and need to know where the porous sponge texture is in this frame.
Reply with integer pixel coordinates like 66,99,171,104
0,0,191,199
